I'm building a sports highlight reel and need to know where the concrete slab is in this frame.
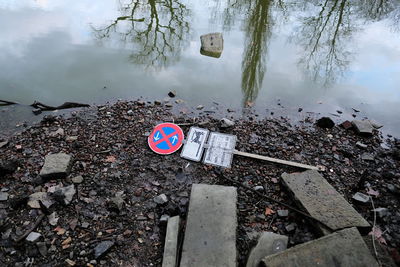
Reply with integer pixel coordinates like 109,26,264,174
40,153,73,178
352,120,374,135
246,232,288,267
180,184,237,267
200,33,223,58
261,227,379,267
282,170,370,233
162,216,180,267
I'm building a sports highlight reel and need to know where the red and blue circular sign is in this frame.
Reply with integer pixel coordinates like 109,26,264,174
148,123,184,155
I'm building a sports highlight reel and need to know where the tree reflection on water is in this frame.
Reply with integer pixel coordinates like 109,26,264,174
92,0,190,69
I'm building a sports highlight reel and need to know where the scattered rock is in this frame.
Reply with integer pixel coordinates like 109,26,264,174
71,175,83,184
0,159,19,177
160,214,170,223
28,192,54,209
49,128,64,137
0,141,8,148
285,223,296,232
387,184,399,194
254,186,264,191
373,208,388,218
54,185,76,205
0,192,9,201
340,120,353,130
127,110,134,116
352,120,374,135
48,212,59,226
110,196,124,211
368,120,383,129
196,105,204,110
154,194,168,205
352,192,371,204
168,91,176,98
94,240,114,259
26,232,41,242
361,153,374,161
277,210,289,217
221,118,235,128
356,142,368,149
39,153,73,179
36,242,47,256
316,117,335,128
65,136,78,142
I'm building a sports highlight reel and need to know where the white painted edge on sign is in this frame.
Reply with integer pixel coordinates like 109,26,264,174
180,127,209,162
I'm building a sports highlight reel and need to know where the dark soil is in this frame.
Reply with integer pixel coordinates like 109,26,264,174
0,100,399,266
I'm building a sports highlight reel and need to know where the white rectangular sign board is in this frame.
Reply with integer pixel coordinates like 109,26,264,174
180,127,209,161
203,132,237,168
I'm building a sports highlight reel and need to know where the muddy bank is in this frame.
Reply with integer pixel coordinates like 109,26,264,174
0,101,399,266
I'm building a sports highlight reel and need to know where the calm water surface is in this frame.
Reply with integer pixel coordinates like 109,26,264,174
1,0,400,136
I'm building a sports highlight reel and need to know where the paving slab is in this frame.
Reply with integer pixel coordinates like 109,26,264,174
162,216,180,267
246,232,288,267
281,170,370,233
180,184,237,267
40,153,73,178
261,227,379,267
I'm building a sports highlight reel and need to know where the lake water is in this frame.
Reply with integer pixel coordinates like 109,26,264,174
1,0,400,136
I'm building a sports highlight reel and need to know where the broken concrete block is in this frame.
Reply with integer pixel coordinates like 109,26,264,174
162,216,180,267
180,184,237,267
282,170,370,234
246,232,288,267
40,153,73,178
352,120,374,135
200,33,223,58
261,228,379,267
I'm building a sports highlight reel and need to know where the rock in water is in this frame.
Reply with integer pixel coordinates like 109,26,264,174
94,241,114,259
40,153,73,179
316,117,335,129
200,33,223,58
352,120,374,135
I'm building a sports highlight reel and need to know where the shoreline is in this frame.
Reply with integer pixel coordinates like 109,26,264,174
0,100,399,266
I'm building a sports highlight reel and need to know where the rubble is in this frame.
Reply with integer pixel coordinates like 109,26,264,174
39,153,73,178
94,241,114,259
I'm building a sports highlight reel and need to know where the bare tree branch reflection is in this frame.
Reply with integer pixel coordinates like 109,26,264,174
92,0,190,69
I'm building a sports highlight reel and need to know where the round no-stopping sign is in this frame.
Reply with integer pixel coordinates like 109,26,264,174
148,123,184,154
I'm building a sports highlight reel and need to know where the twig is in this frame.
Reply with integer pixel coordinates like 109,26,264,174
15,214,45,243
368,191,381,266
220,174,334,232
0,99,18,106
31,101,90,111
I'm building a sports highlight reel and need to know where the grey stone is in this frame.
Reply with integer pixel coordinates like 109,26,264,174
352,192,371,203
356,142,368,149
110,196,124,210
54,185,76,205
368,119,383,129
65,136,78,142
220,118,235,128
81,222,89,228
0,192,8,201
352,120,374,135
26,232,41,242
48,212,59,226
49,128,64,137
200,33,223,58
36,242,47,256
282,170,370,234
361,153,374,161
254,186,264,191
277,210,289,217
94,240,114,259
285,223,296,232
387,184,399,194
373,208,388,218
154,194,168,205
40,153,73,178
28,192,54,209
246,232,288,267
71,175,83,184
0,141,8,148
162,216,180,267
127,110,134,116
196,105,204,110
180,184,237,267
261,227,379,267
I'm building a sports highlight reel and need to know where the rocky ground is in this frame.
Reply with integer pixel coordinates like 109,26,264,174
0,100,399,266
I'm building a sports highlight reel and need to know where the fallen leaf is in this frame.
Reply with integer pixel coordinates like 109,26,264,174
105,156,116,163
265,207,275,216
54,226,66,235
